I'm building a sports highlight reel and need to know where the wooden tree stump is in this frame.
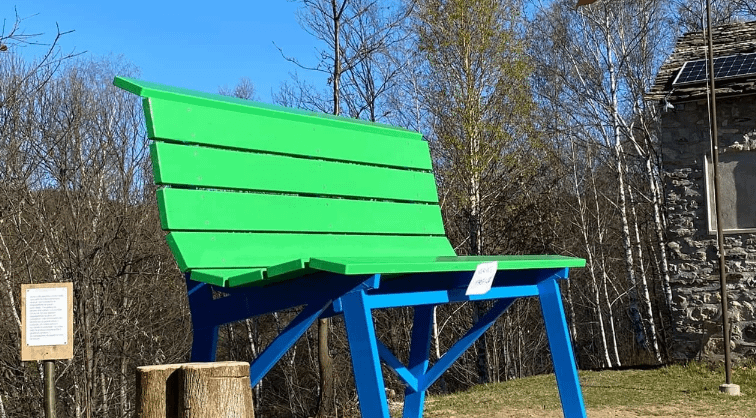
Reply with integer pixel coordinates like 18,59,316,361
136,364,182,418
179,362,254,418
136,362,254,418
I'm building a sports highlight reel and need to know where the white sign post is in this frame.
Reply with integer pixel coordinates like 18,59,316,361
21,282,74,418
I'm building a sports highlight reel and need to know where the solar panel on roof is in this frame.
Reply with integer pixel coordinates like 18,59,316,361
672,52,756,85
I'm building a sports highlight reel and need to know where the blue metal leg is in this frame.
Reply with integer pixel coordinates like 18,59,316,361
341,289,390,418
190,326,220,361
538,277,586,418
403,305,435,418
186,277,220,361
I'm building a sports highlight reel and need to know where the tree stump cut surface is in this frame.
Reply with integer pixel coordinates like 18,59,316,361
180,362,254,418
136,361,253,418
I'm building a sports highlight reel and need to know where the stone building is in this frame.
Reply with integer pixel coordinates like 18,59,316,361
647,21,756,361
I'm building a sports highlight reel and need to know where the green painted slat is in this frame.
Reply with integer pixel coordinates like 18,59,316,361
145,98,431,170
225,269,268,287
265,259,308,278
308,255,587,275
190,268,265,287
114,76,421,141
256,269,317,286
157,188,445,234
150,142,440,203
165,232,456,271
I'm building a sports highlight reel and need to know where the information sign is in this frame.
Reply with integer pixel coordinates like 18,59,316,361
21,282,74,361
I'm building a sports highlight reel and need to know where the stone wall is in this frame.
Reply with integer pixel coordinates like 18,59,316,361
661,96,756,361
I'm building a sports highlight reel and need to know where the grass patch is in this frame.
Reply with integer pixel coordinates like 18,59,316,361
424,363,756,417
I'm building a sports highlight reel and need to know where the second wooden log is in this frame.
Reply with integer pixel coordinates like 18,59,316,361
179,362,254,418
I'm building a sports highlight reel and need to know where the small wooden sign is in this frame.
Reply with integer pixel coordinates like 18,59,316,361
21,282,74,361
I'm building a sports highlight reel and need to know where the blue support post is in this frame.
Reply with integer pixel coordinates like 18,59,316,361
341,286,390,418
186,277,220,361
403,305,435,418
190,326,220,362
537,276,586,418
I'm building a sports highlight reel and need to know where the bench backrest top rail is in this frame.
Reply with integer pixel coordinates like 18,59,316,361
116,77,429,169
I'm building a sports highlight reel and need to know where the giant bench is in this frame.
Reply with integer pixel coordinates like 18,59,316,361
115,76,587,418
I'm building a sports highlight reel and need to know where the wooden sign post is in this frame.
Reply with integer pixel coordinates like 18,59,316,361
21,282,74,418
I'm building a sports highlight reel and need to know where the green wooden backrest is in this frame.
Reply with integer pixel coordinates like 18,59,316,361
115,77,455,286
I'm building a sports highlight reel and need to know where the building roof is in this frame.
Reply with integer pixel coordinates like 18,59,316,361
647,21,756,103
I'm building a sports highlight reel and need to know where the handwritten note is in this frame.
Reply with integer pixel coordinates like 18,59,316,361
465,261,498,295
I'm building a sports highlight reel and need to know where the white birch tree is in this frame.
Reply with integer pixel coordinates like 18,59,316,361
531,0,671,363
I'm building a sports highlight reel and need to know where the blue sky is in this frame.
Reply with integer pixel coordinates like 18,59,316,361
5,1,325,102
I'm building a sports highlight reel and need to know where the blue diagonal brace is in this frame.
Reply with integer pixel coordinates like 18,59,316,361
421,298,515,392
377,342,419,391
249,299,332,387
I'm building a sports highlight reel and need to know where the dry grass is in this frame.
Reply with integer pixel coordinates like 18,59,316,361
423,362,756,417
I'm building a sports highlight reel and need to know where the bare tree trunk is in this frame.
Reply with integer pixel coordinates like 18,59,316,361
0,390,7,418
81,287,95,418
470,303,489,384
614,150,647,350
629,132,674,330
316,3,346,416
649,159,674,318
590,256,613,368
431,306,448,393
75,374,84,418
628,184,662,363
467,61,488,383
120,267,131,418
315,318,334,418
608,41,647,352
433,307,441,360
0,234,21,330
586,146,622,368
244,318,262,412
504,312,512,380
571,140,612,368
120,353,128,418
332,0,343,117
469,181,489,383
101,371,109,417
564,278,579,363
601,268,622,367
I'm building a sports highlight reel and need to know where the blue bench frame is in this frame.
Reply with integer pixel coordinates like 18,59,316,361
187,267,586,418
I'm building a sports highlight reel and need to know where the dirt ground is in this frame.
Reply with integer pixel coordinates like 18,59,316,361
430,405,747,418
